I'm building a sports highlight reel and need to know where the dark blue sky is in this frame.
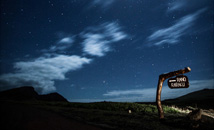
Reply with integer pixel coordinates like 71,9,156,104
0,0,213,102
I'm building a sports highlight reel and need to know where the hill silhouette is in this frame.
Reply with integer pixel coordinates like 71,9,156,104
38,92,68,102
0,86,67,102
163,89,214,109
165,89,214,101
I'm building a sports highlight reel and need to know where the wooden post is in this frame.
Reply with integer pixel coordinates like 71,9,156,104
156,76,165,119
156,67,191,119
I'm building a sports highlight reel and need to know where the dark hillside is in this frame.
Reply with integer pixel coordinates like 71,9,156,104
0,86,67,102
163,89,214,109
0,87,213,130
0,86,38,101
38,92,68,102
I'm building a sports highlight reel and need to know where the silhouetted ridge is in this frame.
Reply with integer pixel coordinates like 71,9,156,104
164,89,214,102
163,89,214,109
0,86,38,100
38,92,68,102
0,86,67,102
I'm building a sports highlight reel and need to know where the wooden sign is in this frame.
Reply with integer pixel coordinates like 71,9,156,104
167,75,189,89
156,67,191,119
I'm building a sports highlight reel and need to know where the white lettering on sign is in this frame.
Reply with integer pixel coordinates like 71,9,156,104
171,83,186,87
169,80,176,82
167,75,189,89
176,77,186,82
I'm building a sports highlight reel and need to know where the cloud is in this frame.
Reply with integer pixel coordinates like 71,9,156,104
103,89,144,96
147,8,206,46
167,0,186,12
0,55,91,93
43,36,74,53
58,37,74,44
103,79,214,102
81,22,128,57
81,34,109,57
90,0,115,10
0,21,127,94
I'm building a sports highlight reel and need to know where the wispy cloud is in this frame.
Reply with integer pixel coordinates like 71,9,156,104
147,8,206,46
0,21,127,93
81,22,128,57
58,37,74,44
0,55,91,93
89,0,115,10
104,89,144,96
103,79,214,102
167,0,186,12
43,36,74,53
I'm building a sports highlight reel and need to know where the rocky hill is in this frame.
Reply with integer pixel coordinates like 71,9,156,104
0,86,67,102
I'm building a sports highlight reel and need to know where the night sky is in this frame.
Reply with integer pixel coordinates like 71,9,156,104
0,0,213,102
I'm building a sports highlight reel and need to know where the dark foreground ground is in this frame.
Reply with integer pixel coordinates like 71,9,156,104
0,88,213,130
0,101,102,130
1,100,213,130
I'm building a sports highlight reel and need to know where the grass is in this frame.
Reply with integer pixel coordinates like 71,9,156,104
25,101,188,129
5,100,213,130
29,101,179,114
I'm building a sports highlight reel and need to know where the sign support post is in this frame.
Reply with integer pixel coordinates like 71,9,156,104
156,67,191,119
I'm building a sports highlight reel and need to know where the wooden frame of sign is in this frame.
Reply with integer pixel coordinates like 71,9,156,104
156,67,191,119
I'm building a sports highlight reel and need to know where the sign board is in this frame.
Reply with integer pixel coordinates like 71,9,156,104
167,75,189,89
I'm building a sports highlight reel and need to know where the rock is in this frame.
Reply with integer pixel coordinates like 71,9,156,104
188,109,203,121
187,109,203,128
